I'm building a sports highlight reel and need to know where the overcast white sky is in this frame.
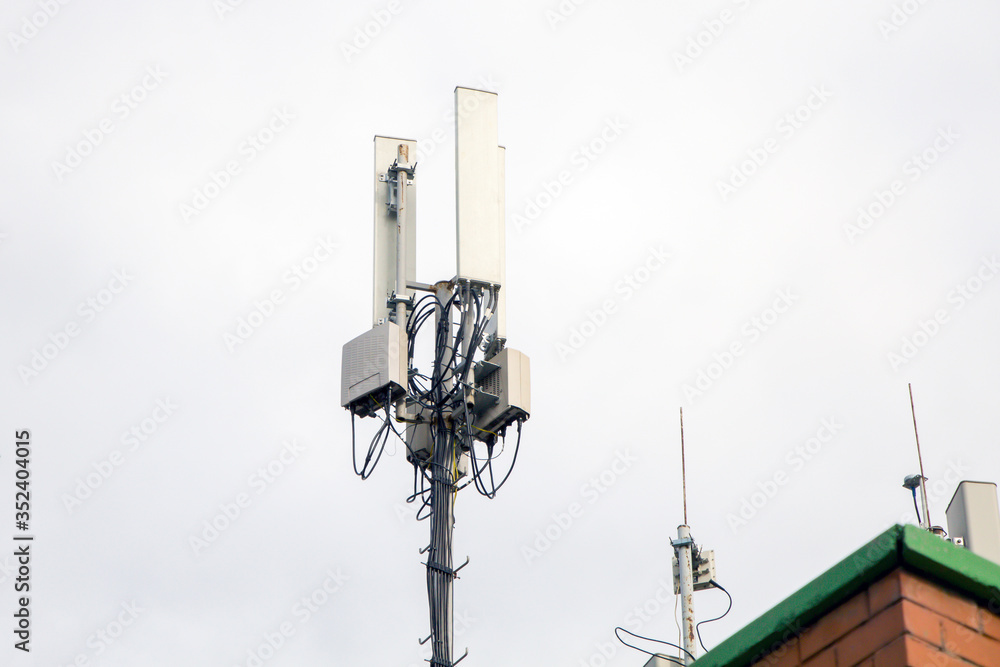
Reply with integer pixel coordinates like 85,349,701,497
3,0,1000,665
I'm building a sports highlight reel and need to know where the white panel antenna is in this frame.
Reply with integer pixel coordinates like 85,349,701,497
455,88,503,285
373,136,417,326
946,481,1000,565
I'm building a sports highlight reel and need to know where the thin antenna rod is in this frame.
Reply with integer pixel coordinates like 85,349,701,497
908,383,931,529
680,407,688,526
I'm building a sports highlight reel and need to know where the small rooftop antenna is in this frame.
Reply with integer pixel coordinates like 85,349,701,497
907,384,932,530
624,411,728,666
680,407,688,526
669,407,714,665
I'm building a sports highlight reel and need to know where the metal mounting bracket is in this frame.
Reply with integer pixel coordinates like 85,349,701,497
382,160,417,212
423,555,470,579
428,649,468,667
387,292,415,311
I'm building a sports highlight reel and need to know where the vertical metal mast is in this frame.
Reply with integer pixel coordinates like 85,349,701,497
908,384,931,529
673,408,697,664
680,408,688,526
394,144,409,327
674,526,697,665
427,280,456,665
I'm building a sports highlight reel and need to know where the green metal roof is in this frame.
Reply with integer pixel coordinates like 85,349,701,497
691,524,1000,667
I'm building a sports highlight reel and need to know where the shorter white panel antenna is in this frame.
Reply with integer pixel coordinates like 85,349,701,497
373,136,417,326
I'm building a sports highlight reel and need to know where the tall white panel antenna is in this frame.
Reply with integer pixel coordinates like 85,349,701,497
455,88,503,285
373,136,417,326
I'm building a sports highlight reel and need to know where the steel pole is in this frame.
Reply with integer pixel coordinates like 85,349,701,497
675,525,697,665
427,281,456,666
394,145,408,327
908,384,932,530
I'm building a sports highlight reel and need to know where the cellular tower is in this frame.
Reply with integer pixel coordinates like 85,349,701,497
340,87,531,666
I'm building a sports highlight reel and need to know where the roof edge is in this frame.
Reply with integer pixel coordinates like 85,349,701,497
899,523,1000,607
694,524,1000,667
693,524,903,667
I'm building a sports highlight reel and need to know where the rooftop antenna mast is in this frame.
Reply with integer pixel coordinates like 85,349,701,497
907,383,932,530
673,408,699,665
681,408,688,526
340,88,531,666
624,412,726,667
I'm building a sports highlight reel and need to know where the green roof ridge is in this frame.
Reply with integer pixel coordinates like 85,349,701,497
688,524,1000,667
899,523,1000,607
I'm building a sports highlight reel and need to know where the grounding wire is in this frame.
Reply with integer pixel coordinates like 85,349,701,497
614,627,688,665
480,420,522,498
695,580,734,654
675,591,682,657
350,386,412,481
463,397,501,498
460,394,491,498
910,487,922,525
358,418,387,479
